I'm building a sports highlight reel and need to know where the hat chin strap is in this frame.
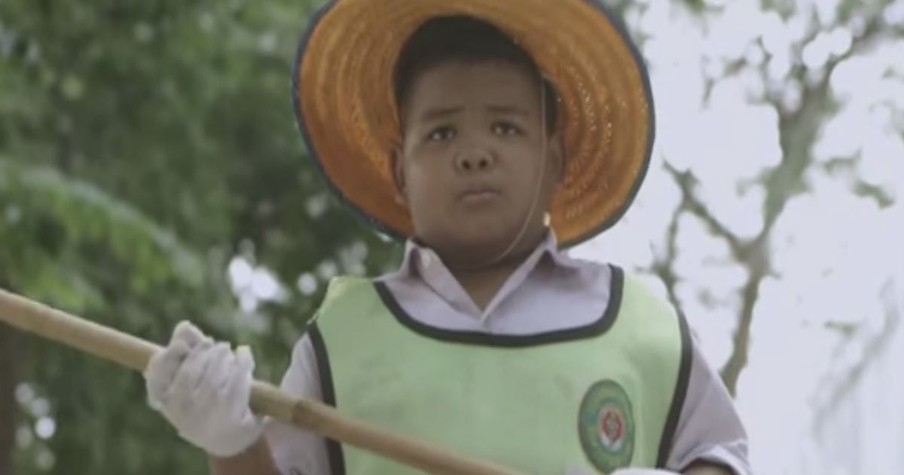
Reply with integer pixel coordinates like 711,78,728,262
456,78,551,272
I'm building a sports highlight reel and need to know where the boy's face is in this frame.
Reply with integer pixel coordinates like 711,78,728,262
393,61,563,267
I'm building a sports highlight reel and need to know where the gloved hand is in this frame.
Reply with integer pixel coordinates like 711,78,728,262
564,468,677,475
144,321,264,457
611,470,678,475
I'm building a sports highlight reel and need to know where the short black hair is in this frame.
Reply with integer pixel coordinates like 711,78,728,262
393,16,559,133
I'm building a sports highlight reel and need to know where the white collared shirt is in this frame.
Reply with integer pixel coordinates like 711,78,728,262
265,235,752,475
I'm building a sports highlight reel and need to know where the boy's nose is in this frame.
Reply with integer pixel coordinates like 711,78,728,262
454,147,496,173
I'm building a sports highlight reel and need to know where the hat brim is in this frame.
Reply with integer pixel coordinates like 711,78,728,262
292,0,655,248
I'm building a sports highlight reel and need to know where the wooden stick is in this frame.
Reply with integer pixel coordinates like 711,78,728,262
0,288,522,475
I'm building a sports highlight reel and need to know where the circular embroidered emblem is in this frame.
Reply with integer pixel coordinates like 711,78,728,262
578,380,635,473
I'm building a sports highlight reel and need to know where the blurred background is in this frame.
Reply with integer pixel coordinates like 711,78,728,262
0,0,902,473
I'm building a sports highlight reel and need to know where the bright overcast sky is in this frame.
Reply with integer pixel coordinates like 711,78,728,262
571,1,904,473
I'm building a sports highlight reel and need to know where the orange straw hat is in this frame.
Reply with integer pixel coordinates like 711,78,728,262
292,0,655,248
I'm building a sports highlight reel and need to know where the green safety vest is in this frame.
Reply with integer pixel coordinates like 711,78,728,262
308,266,690,475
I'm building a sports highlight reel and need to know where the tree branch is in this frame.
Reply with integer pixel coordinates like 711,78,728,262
719,244,767,395
650,1,895,397
662,158,769,395
681,7,889,394
662,161,745,256
650,201,687,320
760,15,883,231
811,279,901,435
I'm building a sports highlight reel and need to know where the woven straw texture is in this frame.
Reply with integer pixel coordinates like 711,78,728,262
294,0,654,247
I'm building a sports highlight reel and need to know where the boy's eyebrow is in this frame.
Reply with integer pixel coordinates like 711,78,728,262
486,105,530,116
418,106,463,122
416,105,531,122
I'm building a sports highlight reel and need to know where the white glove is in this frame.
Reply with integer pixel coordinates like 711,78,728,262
612,470,678,475
144,321,264,457
565,468,677,475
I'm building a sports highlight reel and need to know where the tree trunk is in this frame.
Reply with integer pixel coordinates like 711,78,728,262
0,277,17,475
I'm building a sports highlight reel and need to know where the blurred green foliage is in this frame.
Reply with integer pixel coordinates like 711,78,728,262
0,0,400,473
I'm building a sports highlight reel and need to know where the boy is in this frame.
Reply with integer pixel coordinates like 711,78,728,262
144,1,752,474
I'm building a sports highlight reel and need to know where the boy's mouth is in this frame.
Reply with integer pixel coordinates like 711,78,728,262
458,185,501,205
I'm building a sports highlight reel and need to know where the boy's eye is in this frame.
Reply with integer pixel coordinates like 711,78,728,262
426,126,456,142
492,122,523,136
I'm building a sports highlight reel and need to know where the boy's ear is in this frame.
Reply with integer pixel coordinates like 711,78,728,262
390,147,408,205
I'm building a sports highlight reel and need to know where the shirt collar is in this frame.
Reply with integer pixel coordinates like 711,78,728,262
399,232,580,278
394,232,583,321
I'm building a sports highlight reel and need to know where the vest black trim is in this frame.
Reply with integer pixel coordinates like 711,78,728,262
307,324,346,475
372,265,625,348
655,312,693,467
